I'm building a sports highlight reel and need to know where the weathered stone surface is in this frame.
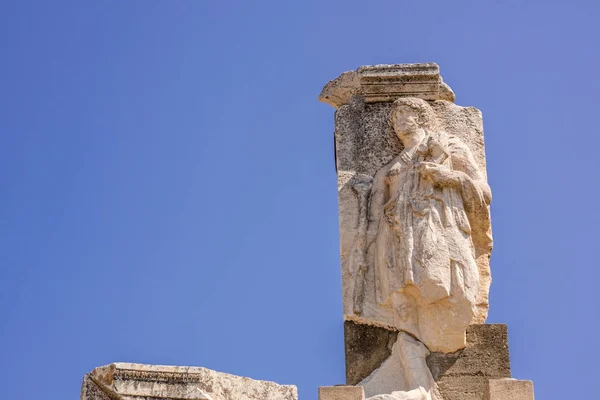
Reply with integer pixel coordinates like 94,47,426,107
319,63,455,108
321,64,494,399
484,379,534,400
360,332,437,399
81,374,112,400
344,320,398,385
81,363,297,400
334,100,493,347
346,323,510,400
319,386,365,400
427,325,511,400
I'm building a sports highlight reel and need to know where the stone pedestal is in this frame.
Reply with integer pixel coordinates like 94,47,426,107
344,323,512,400
81,363,297,400
484,379,535,400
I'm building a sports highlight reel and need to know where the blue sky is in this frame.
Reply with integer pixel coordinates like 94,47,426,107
1,1,598,399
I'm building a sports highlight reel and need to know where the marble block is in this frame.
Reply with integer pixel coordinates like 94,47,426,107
80,363,297,400
344,323,511,400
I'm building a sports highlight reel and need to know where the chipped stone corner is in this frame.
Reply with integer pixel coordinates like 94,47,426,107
81,373,113,400
318,63,455,109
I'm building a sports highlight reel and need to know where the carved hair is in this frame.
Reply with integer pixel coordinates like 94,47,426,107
390,97,437,130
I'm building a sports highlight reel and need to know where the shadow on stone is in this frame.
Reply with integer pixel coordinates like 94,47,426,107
344,320,398,385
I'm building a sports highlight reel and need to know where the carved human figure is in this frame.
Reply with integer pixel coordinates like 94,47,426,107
368,97,491,318
361,98,492,400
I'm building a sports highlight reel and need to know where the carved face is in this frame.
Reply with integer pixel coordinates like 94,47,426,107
392,105,422,139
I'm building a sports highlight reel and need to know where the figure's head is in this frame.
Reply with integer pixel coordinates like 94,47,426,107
390,97,437,140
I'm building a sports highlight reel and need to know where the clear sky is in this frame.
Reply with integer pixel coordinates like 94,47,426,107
1,1,598,399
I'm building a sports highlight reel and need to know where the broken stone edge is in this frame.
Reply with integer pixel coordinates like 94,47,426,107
81,362,298,400
484,379,535,400
318,63,455,108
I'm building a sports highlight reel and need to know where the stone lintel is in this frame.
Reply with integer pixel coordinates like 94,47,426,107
484,379,535,400
318,63,455,109
318,385,365,400
81,362,297,400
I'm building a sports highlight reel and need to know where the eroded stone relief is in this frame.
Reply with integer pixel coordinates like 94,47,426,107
319,64,494,400
80,62,533,400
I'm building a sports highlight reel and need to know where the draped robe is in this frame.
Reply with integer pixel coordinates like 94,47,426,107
366,131,492,349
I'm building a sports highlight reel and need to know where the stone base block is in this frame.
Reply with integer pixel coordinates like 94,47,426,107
484,379,535,400
426,325,512,400
81,363,297,400
345,322,512,399
319,385,365,400
344,320,398,385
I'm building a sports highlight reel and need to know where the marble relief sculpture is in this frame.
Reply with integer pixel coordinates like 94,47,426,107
80,63,536,400
355,98,492,400
319,64,494,400
363,97,491,344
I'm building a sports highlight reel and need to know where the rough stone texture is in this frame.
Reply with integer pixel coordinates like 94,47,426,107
81,374,112,400
346,323,511,400
81,363,297,400
321,64,495,399
334,100,492,345
360,332,436,398
427,325,511,400
319,386,365,400
344,320,398,386
319,63,455,108
484,379,535,400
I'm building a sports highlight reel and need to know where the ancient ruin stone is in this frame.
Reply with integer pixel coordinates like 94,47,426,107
320,63,494,399
81,363,297,400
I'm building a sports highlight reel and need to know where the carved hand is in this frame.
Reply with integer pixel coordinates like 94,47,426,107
419,162,461,187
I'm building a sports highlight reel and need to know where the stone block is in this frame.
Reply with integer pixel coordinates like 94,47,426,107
344,320,398,385
426,324,512,400
318,63,455,109
81,363,297,400
344,323,512,399
319,385,365,400
484,379,535,400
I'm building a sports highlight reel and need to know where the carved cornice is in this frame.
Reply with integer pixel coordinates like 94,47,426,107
318,63,455,108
